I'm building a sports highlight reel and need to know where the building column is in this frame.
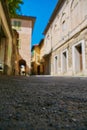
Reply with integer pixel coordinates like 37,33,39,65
4,38,9,75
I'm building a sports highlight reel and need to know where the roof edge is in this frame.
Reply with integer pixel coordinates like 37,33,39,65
43,0,65,35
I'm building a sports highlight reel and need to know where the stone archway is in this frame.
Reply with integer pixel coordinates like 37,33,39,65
19,59,26,75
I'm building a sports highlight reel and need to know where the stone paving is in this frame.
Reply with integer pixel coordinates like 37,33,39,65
0,75,87,130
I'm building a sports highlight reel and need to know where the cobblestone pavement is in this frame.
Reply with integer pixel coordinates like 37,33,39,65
0,75,87,130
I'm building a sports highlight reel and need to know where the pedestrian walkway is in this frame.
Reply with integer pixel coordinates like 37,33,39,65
0,76,87,130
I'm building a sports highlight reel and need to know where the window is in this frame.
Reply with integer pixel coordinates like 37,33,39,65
17,21,21,27
47,34,50,40
14,21,17,26
61,49,68,73
62,20,66,31
12,21,21,30
54,55,58,74
61,12,67,32
36,55,40,63
54,24,57,30
71,0,79,11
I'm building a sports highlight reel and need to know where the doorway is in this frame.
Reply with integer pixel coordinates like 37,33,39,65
37,65,40,75
19,59,26,75
75,44,82,72
72,40,85,74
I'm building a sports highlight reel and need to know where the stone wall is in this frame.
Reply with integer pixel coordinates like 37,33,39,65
52,28,87,76
43,0,87,76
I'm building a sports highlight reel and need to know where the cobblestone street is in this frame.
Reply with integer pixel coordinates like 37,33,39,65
0,76,87,130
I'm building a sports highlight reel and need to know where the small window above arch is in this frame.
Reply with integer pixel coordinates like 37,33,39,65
61,12,67,31
71,0,79,11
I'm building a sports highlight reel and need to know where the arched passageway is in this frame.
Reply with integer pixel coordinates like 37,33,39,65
19,59,26,75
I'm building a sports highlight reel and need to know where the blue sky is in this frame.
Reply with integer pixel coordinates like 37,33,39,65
21,0,58,45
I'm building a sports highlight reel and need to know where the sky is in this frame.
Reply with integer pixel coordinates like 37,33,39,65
21,0,58,46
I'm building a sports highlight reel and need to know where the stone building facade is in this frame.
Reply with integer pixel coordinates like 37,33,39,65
11,16,36,75
39,39,45,75
11,29,19,75
43,0,87,76
31,39,45,75
31,44,40,75
0,0,13,75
